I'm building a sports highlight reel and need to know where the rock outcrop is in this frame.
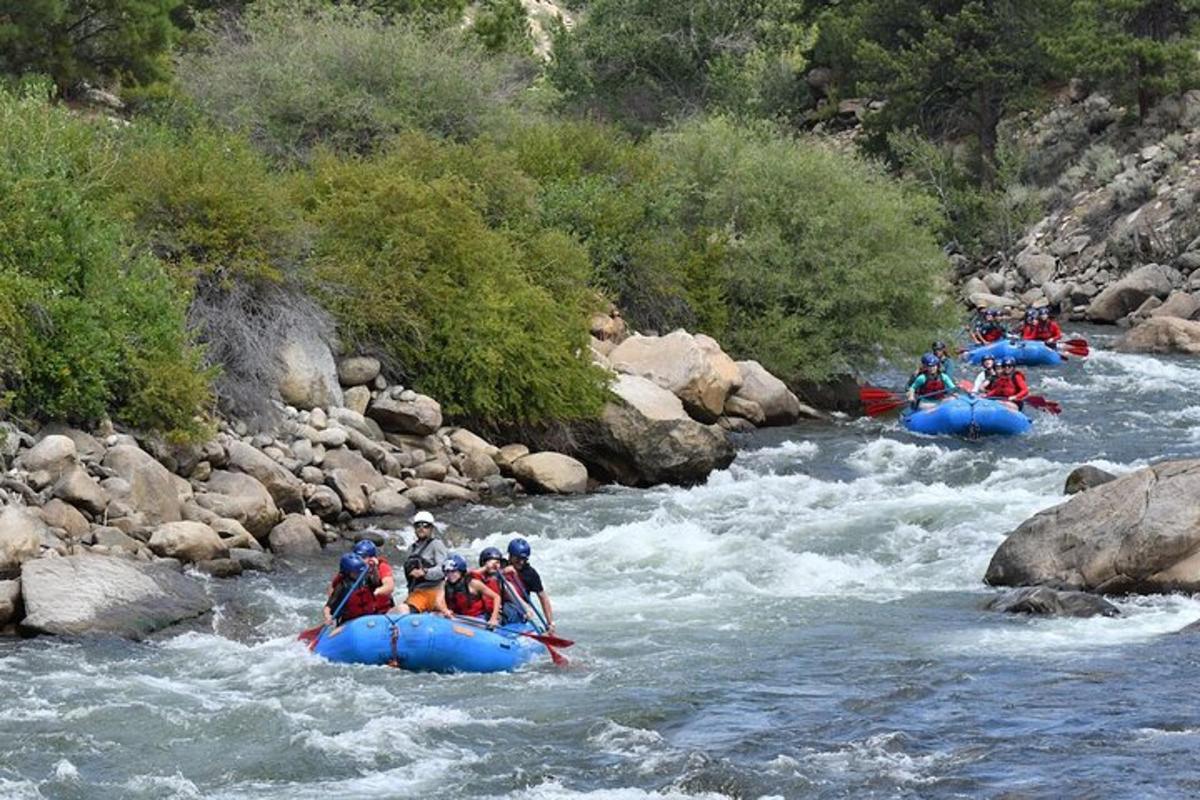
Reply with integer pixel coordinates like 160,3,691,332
276,327,343,410
986,460,1200,594
1085,264,1178,323
608,330,741,423
19,555,212,638
1114,316,1200,354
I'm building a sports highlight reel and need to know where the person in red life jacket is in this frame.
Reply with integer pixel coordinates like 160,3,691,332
972,308,1006,344
323,553,378,626
985,357,1030,410
1018,307,1040,340
906,353,956,410
503,537,555,633
352,539,395,613
442,554,502,628
1033,306,1063,346
475,546,536,625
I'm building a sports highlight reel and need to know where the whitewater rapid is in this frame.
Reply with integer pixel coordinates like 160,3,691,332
3,330,1200,799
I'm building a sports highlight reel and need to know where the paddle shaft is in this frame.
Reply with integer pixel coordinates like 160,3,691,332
497,571,567,666
310,568,369,650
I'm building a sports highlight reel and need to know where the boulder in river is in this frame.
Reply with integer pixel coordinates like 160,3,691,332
1113,316,1200,354
732,361,808,425
608,330,741,423
149,521,229,563
986,460,1200,594
1085,263,1178,323
511,452,588,494
19,554,212,638
267,514,324,558
983,586,1120,618
1064,465,1117,495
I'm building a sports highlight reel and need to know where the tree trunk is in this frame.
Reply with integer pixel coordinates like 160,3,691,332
977,87,1002,188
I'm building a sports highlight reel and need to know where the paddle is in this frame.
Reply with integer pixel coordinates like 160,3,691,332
1025,395,1062,415
860,384,956,417
300,568,369,651
450,614,574,649
497,571,568,666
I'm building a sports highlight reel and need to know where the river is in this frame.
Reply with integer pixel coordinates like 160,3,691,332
4,327,1200,799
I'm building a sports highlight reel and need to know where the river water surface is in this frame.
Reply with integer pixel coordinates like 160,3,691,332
3,328,1200,799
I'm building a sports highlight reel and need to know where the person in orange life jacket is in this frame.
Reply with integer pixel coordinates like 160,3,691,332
402,510,451,614
324,553,379,625
985,357,1029,409
971,354,998,394
1033,306,1063,346
906,353,957,410
441,554,502,628
352,539,395,613
972,308,1006,344
503,537,555,633
476,547,535,625
1018,307,1040,340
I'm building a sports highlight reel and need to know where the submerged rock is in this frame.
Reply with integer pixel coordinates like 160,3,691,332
983,586,1120,618
986,460,1200,594
1064,465,1117,495
19,554,211,638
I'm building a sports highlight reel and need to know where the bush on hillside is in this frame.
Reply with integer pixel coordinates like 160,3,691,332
178,1,530,161
296,144,609,424
0,85,212,439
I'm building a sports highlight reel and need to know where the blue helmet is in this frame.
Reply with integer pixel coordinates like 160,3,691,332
507,537,531,559
1001,356,1017,367
980,353,997,365
920,353,939,368
1038,306,1051,317
984,308,998,318
931,340,947,352
352,540,377,558
1025,307,1038,319
479,546,504,566
442,554,468,574
339,553,367,577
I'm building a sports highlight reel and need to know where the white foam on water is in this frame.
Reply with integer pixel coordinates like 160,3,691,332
798,731,956,786
0,778,44,800
122,772,205,799
495,782,735,800
51,760,78,783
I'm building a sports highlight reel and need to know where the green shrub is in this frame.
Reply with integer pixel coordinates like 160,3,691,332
296,144,609,424
0,83,211,439
179,1,530,161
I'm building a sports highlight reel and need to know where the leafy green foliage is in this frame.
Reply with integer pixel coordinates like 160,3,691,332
548,0,815,130
0,0,180,89
0,83,212,438
295,140,610,424
473,0,535,54
178,1,529,161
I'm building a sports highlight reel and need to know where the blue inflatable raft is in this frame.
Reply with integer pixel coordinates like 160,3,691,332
902,396,1031,438
965,339,1063,366
311,613,544,673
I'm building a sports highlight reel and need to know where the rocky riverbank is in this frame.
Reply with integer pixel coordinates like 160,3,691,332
0,315,812,639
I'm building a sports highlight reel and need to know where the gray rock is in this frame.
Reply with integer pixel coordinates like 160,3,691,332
718,416,758,433
210,517,260,551
102,445,181,525
367,393,443,436
267,514,323,557
1114,316,1200,354
52,465,109,517
343,385,371,416
494,444,530,476
986,460,1200,593
511,452,589,495
300,466,325,485
276,326,343,410
0,579,19,626
1065,465,1118,495
324,448,387,515
225,441,304,514
984,586,1120,618
337,356,382,387
193,470,280,539
20,554,211,638
368,487,415,518
1016,250,1057,286
404,480,480,508
608,331,741,423
306,485,343,520
732,361,806,425
229,548,275,572
413,460,449,482
460,450,500,481
194,558,243,578
0,506,47,577
722,394,766,426
1149,290,1200,321
92,526,140,554
328,407,385,441
1086,263,1179,323
149,521,229,563
38,425,105,462
17,435,77,480
447,429,500,458
315,427,348,448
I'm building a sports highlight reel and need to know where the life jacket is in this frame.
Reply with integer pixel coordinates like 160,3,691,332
917,373,946,397
444,576,486,617
329,573,378,623
1020,322,1039,340
980,324,1005,342
364,556,394,613
1034,320,1061,341
469,568,503,614
986,374,1016,397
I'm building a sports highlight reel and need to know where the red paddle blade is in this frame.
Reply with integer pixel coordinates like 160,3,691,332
1026,396,1062,415
865,399,907,417
530,632,574,648
1064,338,1089,348
859,386,898,402
298,625,321,643
544,643,569,666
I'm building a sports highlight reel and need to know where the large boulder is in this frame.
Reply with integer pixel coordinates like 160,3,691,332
52,465,109,516
1085,263,1178,323
0,506,46,576
148,521,229,563
39,499,89,538
732,361,806,425
323,448,387,516
582,374,735,487
193,470,280,539
16,435,77,480
277,327,343,410
1149,290,1200,321
511,452,588,495
608,330,741,423
267,514,324,557
102,445,181,525
225,441,304,513
19,554,211,638
367,392,443,435
448,428,499,458
1016,250,1057,286
1113,316,1200,354
983,586,1120,618
985,460,1200,593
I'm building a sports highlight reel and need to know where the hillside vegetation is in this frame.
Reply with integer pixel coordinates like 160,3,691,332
6,0,1196,437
